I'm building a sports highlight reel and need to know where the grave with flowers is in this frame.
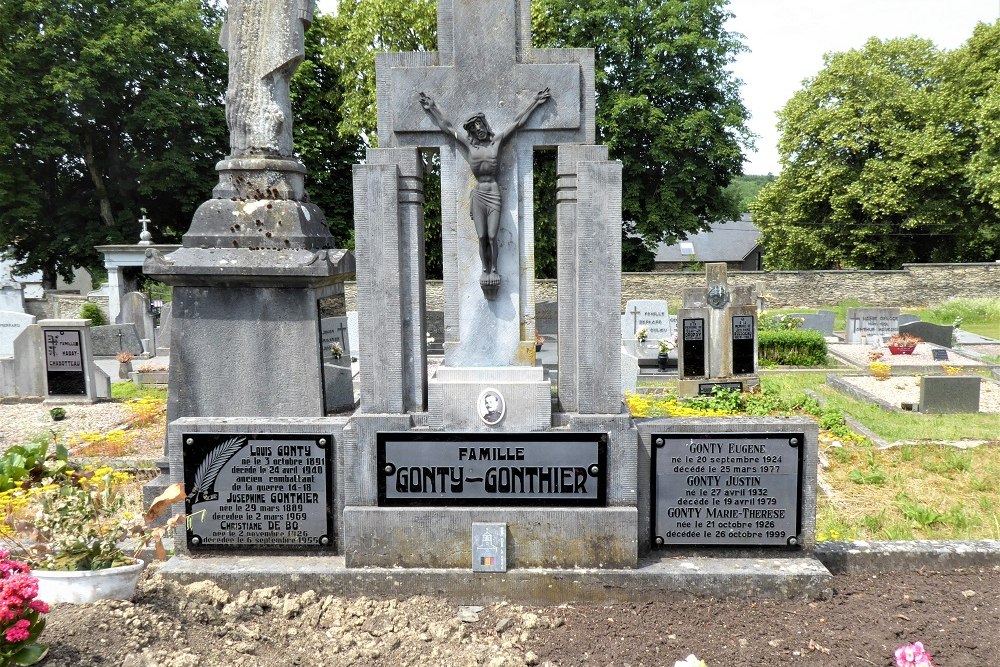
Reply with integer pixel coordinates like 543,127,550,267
148,0,827,602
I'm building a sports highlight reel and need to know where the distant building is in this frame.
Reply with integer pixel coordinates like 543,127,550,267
653,215,764,272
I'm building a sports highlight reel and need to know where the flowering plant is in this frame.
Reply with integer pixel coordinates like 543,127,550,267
869,362,891,381
895,641,934,667
636,328,648,343
658,338,675,354
887,333,921,347
0,550,48,666
116,352,134,364
330,341,343,360
3,468,185,571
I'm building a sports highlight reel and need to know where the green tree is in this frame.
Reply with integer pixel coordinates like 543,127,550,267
725,174,774,213
533,0,751,269
752,33,1000,269
0,0,228,285
291,12,365,249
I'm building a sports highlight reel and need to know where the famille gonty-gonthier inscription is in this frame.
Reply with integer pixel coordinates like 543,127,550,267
184,434,332,550
44,329,86,395
652,433,802,547
378,432,606,506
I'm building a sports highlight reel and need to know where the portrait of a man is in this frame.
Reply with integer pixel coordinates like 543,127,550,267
477,388,506,425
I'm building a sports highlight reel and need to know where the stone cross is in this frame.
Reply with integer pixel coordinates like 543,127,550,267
138,213,153,246
376,0,594,366
629,305,641,335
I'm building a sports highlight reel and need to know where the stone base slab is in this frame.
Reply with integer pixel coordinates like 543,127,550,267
157,554,832,602
343,507,637,569
427,366,552,431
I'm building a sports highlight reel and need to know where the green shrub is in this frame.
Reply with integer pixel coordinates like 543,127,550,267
78,302,107,326
758,329,827,366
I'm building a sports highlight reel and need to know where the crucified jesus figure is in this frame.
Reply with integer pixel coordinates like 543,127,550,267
419,89,550,290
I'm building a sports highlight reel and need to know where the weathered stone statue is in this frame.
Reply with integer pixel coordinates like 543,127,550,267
419,89,550,288
219,0,315,158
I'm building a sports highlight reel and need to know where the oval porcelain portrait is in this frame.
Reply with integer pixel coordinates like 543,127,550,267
477,388,506,426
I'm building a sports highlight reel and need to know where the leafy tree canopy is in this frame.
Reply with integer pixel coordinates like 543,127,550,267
0,0,228,285
752,26,1000,269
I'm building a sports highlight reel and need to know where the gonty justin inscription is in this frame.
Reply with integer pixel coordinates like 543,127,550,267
653,433,802,547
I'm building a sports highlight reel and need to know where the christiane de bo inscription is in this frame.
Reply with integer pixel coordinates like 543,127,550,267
184,434,332,550
653,434,802,547
378,433,607,506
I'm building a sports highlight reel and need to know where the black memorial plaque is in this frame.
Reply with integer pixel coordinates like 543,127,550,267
681,318,705,378
732,315,755,374
652,433,803,548
378,432,606,506
931,348,949,361
44,329,87,395
184,433,333,550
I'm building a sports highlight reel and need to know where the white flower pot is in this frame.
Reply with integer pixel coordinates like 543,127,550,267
32,560,144,604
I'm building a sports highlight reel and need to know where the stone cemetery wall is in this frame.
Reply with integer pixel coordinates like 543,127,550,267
25,294,110,322
343,263,1000,311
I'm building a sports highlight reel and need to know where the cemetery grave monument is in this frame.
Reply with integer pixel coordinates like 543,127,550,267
157,0,828,600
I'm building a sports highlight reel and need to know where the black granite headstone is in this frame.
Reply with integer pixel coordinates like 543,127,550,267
682,318,705,378
44,329,87,395
732,315,755,375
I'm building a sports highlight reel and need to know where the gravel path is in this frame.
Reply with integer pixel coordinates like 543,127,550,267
0,401,131,453
829,342,986,368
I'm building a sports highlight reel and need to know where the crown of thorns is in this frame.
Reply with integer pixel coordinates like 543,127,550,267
463,113,494,139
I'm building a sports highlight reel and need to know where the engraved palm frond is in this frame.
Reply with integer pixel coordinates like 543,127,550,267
189,436,246,500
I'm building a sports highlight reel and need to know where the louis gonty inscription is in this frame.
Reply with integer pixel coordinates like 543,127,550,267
184,434,332,550
653,434,802,547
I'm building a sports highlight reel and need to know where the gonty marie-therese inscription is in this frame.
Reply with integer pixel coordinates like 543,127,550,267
184,434,331,549
419,89,550,295
653,433,802,547
378,432,605,506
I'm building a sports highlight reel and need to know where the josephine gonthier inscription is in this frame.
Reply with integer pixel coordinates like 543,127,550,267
652,434,802,547
378,433,606,506
184,434,332,550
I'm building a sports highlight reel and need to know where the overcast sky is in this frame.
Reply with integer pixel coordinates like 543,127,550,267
315,0,998,174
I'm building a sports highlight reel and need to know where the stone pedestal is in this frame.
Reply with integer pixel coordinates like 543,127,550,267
427,366,551,431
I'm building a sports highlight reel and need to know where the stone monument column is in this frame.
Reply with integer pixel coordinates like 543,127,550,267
142,0,354,519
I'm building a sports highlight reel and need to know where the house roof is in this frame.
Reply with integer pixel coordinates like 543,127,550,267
654,215,761,263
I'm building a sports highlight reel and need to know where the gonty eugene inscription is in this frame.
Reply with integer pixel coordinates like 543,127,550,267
653,434,802,547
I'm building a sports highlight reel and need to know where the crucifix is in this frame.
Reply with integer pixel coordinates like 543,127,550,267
376,0,594,365
630,305,641,335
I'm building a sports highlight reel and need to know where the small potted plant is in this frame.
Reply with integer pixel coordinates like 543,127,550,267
48,408,66,422
116,351,134,379
657,338,675,372
3,469,184,604
886,333,921,355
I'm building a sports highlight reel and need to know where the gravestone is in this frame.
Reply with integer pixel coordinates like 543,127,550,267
897,314,921,326
0,311,35,357
621,299,673,366
320,316,351,366
119,291,155,354
900,321,953,348
90,324,144,357
920,375,981,414
846,308,899,344
346,311,359,361
0,289,23,313
677,264,759,397
156,303,172,355
0,324,44,398
347,0,634,569
787,311,835,338
143,0,354,552
39,319,99,403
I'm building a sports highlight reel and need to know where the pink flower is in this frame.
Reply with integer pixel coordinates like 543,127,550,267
27,600,49,614
895,642,934,667
4,618,31,643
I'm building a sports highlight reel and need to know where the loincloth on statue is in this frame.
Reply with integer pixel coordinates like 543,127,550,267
470,187,501,219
